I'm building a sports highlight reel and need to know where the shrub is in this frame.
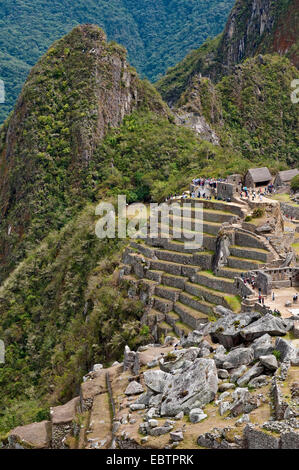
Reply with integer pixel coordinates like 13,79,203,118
291,175,299,192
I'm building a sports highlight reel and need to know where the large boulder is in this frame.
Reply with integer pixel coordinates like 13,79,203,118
274,338,299,366
125,381,144,396
143,370,171,394
216,347,254,370
259,355,278,371
210,312,261,348
159,348,200,373
240,314,287,341
8,421,51,449
180,330,204,348
251,334,274,359
237,362,264,387
160,358,218,417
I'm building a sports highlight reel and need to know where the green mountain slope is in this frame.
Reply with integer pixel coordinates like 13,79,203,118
0,0,235,123
0,24,166,283
157,0,299,104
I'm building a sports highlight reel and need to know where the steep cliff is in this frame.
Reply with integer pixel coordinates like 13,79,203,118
217,0,298,73
157,0,299,104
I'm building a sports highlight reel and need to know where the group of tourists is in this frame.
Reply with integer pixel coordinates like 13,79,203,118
192,177,225,189
240,186,263,202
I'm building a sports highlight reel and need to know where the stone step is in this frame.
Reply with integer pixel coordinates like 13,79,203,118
146,269,164,283
184,281,238,310
157,223,216,245
155,285,181,302
163,234,216,252
235,231,269,251
162,273,186,290
130,241,156,259
230,245,272,262
194,271,237,295
169,215,222,236
227,255,264,271
165,311,180,328
156,205,236,223
217,266,247,279
153,295,174,313
174,302,209,329
189,207,237,223
179,292,216,316
150,257,201,278
147,309,166,328
183,198,246,218
157,321,175,339
155,248,196,265
174,321,193,337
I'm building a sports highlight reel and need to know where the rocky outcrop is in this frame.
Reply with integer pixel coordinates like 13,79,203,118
8,421,52,449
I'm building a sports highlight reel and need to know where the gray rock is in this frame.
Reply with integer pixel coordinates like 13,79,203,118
240,314,287,341
130,404,146,411
164,336,176,345
143,370,170,394
147,359,159,368
93,364,103,372
180,330,203,347
174,411,184,420
248,375,270,388
230,388,258,417
215,306,234,317
230,365,247,383
219,401,231,416
251,334,274,358
139,422,150,435
134,391,154,406
219,391,231,401
146,407,160,420
198,347,211,358
210,312,261,348
222,347,254,369
235,414,250,427
148,419,158,428
149,393,163,407
237,363,264,387
170,431,184,442
189,408,207,423
218,369,229,379
259,355,278,371
275,337,299,365
149,426,172,437
160,358,218,417
159,348,200,373
218,383,235,392
125,381,144,396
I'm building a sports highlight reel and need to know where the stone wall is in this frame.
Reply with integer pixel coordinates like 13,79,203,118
217,182,237,200
281,202,299,220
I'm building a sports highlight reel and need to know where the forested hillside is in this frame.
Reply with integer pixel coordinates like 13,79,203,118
0,0,234,123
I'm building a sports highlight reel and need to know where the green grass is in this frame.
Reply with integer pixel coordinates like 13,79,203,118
224,295,242,313
272,193,299,207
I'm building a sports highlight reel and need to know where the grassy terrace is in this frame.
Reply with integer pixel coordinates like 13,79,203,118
272,193,299,207
199,270,235,282
230,245,269,254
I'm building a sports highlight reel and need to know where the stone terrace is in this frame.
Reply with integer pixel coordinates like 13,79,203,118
120,198,276,340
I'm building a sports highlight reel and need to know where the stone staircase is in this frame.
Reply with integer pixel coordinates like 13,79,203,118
120,198,277,340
